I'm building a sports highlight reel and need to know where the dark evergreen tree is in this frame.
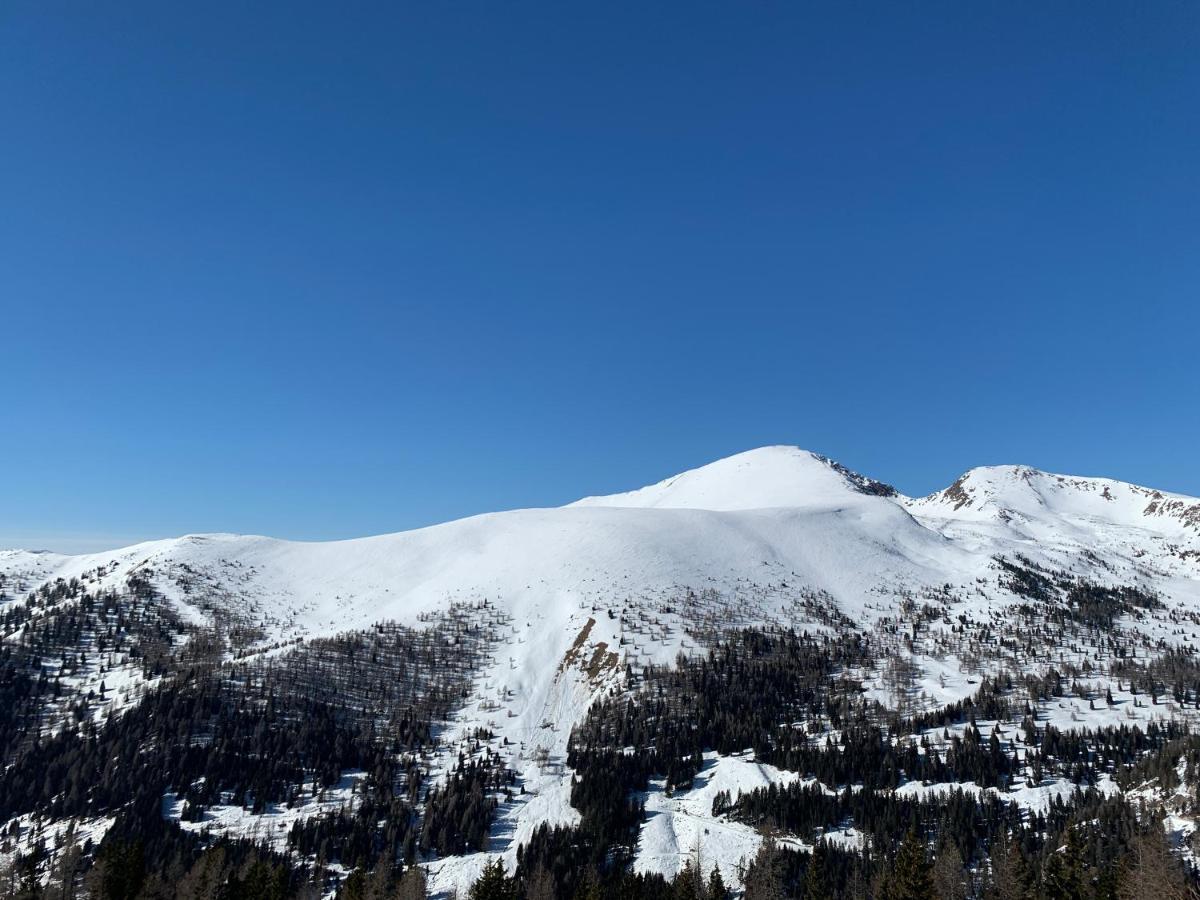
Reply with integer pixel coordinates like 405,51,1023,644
706,866,729,900
91,841,145,900
803,844,831,900
1042,825,1087,900
396,865,429,900
743,837,787,900
889,828,933,900
469,859,516,900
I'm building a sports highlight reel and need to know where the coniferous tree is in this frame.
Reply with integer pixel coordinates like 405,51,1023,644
889,828,933,900
673,861,700,900
1043,825,1086,900
743,837,787,900
931,840,966,900
706,866,729,900
338,868,368,900
803,845,831,900
573,867,603,900
396,865,429,900
985,836,1032,900
88,840,145,900
363,857,393,900
469,859,516,900
175,846,226,900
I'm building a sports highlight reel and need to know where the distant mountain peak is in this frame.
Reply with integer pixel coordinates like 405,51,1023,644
908,463,1200,537
569,445,896,511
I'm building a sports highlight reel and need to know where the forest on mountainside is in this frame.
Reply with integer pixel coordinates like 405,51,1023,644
4,564,1200,899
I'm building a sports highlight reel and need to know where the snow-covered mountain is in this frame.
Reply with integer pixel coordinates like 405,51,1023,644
571,446,899,510
3,446,1200,896
909,462,1200,535
7,447,1196,655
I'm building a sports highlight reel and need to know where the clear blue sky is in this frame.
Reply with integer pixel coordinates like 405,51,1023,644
2,2,1197,552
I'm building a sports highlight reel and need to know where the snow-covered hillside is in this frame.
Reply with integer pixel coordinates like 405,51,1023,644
11,447,1196,646
3,445,1200,896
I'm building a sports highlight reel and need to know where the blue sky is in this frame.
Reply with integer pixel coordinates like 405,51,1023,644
2,2,1197,552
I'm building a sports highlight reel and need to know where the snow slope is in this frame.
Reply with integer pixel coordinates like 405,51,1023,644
908,464,1200,544
9,448,1195,641
571,446,897,511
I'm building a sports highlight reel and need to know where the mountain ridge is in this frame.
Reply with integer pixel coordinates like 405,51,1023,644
8,445,1198,559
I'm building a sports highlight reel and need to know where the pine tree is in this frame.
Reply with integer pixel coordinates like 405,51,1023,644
743,837,786,900
236,860,287,900
339,868,368,900
707,866,729,900
1043,825,1086,900
469,859,516,900
889,828,934,900
931,841,966,900
574,867,603,900
363,857,393,900
396,866,429,900
175,846,226,900
985,837,1032,900
524,866,556,900
91,841,145,900
804,844,831,900
673,861,700,900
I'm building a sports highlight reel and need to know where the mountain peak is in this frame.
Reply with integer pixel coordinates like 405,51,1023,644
908,463,1200,536
570,446,896,511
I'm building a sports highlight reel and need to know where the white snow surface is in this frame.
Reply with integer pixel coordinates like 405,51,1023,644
635,751,810,888
907,463,1200,542
571,446,891,512
6,447,1197,653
